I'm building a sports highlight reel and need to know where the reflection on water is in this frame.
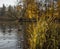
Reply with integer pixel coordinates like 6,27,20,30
0,27,23,49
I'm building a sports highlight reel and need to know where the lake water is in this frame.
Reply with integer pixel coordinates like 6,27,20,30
0,28,23,49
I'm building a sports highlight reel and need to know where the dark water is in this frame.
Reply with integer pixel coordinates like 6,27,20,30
0,28,23,49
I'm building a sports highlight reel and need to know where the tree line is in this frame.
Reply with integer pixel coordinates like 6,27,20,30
0,4,21,19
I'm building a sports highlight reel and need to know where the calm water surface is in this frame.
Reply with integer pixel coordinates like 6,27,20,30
0,28,23,49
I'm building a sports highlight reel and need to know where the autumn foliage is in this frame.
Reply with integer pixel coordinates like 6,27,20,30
17,0,60,49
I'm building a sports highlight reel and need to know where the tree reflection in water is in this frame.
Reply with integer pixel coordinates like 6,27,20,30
0,24,6,35
0,24,14,35
8,26,12,35
0,24,23,49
